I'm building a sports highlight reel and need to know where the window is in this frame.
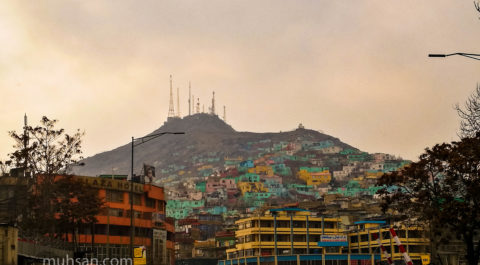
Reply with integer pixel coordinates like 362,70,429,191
350,236,358,243
324,222,335,229
106,190,124,203
293,235,306,242
397,230,406,238
133,194,142,205
361,248,370,254
310,221,322,228
143,212,152,220
146,198,155,208
108,208,124,217
409,230,423,238
360,234,369,242
157,201,165,212
260,220,272,227
293,221,305,228
408,245,424,253
261,235,273,241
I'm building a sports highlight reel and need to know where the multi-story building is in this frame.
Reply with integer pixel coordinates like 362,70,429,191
73,175,175,265
347,220,430,264
226,207,344,259
219,209,432,265
0,175,175,265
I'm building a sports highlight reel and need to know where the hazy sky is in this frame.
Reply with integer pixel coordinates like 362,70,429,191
1,0,479,161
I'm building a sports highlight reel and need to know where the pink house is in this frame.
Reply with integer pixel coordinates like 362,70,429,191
220,178,236,189
206,179,221,193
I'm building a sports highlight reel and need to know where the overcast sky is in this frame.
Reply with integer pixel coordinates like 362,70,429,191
1,0,479,161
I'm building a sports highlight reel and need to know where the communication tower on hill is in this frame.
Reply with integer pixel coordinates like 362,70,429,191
210,91,216,115
188,82,191,116
176,87,180,117
223,106,226,122
168,75,175,119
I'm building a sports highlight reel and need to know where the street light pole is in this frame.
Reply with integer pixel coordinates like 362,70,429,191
130,136,134,260
428,53,480,61
129,131,185,262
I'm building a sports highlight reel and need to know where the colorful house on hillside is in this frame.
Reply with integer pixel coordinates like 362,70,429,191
365,170,384,179
263,178,287,198
329,180,383,197
248,165,274,176
309,140,334,150
340,148,358,155
348,152,372,162
235,173,260,183
272,163,292,176
319,146,343,154
383,160,410,172
219,178,236,189
167,200,205,220
196,182,206,193
206,179,221,193
237,182,268,195
239,160,254,168
297,167,332,185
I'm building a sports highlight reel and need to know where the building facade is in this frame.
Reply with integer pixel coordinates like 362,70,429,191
226,208,344,259
347,221,430,265
69,175,175,265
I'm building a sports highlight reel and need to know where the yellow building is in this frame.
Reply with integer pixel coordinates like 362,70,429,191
364,171,384,179
237,182,269,195
248,166,274,176
348,221,430,264
0,225,17,265
297,169,331,186
226,208,344,259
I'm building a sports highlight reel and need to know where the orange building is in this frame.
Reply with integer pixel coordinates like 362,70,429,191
71,175,175,265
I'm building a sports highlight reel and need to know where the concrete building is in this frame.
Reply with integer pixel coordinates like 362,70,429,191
225,208,344,258
347,220,430,265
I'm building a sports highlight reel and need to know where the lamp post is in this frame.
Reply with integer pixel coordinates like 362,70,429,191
130,131,185,261
428,53,480,61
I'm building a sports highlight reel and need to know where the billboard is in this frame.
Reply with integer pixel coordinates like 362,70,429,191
144,164,155,184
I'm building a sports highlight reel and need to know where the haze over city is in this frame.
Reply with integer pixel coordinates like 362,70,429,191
1,0,479,160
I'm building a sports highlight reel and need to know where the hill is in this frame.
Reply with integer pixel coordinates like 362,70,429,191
74,113,357,177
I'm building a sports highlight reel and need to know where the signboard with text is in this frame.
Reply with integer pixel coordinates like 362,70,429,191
317,235,348,247
134,246,147,265
75,176,144,194
320,235,347,242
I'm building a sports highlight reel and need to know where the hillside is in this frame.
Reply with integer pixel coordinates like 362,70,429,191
74,113,357,177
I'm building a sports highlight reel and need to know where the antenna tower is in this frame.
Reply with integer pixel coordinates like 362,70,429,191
188,82,191,116
223,106,226,122
196,98,200,113
211,91,216,115
168,75,175,118
177,87,180,117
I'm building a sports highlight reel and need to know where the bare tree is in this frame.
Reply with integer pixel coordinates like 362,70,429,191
8,116,84,175
455,85,480,138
